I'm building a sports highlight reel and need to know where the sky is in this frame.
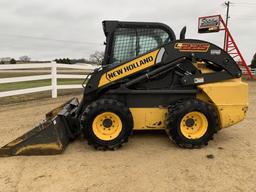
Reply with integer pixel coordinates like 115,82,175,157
0,0,255,63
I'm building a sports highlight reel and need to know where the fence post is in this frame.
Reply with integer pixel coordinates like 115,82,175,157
51,61,57,98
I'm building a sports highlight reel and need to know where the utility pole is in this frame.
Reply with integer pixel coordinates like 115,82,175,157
224,1,230,50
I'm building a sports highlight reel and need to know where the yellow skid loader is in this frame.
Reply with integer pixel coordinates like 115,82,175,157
0,21,248,156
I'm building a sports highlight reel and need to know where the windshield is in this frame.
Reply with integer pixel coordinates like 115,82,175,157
110,27,170,64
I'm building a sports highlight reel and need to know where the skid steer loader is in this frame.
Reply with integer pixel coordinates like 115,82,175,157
0,20,248,156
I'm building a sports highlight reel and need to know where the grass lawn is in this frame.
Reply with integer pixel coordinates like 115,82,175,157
0,79,84,92
0,71,86,105
0,89,83,105
0,71,87,78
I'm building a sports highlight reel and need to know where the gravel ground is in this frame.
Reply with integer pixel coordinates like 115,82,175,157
0,81,255,192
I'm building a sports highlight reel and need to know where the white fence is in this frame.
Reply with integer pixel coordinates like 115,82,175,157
240,66,256,76
0,62,97,98
244,67,255,76
0,63,254,99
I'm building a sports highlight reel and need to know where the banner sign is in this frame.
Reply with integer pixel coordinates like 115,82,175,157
198,15,220,33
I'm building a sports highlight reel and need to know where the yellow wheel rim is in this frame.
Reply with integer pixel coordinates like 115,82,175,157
180,111,208,139
92,112,122,141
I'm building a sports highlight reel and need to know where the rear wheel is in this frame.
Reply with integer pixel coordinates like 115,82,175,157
166,99,219,148
81,99,133,150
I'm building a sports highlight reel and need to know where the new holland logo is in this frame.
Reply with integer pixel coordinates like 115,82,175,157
98,49,160,87
106,56,153,81
175,43,210,52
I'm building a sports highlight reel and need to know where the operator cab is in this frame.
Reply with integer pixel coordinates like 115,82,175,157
102,21,176,65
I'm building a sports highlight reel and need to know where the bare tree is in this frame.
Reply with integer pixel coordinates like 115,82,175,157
0,57,12,64
19,55,31,62
89,51,104,65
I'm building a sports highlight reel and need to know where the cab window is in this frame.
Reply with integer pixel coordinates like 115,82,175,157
111,28,170,64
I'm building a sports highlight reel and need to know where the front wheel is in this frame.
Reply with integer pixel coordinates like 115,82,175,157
81,99,133,150
166,99,219,148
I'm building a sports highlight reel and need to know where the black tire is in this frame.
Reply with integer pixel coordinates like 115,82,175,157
166,99,219,148
81,99,133,150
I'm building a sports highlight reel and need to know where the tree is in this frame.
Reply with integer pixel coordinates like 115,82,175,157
64,58,71,64
0,57,11,64
10,58,16,64
251,53,256,69
19,56,31,62
55,58,71,64
70,58,86,64
54,58,61,63
89,51,104,65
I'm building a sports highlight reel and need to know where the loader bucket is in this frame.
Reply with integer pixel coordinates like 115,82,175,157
0,98,81,157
